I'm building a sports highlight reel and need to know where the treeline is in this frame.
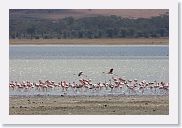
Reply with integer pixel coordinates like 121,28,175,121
9,14,169,39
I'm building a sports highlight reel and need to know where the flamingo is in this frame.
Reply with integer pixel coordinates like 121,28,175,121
9,75,169,96
139,83,145,94
108,80,114,92
63,81,69,91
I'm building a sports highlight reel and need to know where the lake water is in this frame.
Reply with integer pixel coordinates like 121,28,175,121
10,45,168,59
9,45,169,96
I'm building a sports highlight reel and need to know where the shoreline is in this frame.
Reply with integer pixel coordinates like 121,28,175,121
9,94,168,97
9,95,169,115
9,38,169,45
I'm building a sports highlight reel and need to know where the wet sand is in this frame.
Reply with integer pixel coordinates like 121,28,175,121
9,38,168,45
9,95,169,115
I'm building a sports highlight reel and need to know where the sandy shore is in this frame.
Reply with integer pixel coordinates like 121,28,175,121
9,95,168,115
9,38,168,45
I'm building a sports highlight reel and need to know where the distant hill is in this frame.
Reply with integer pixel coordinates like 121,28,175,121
10,9,168,21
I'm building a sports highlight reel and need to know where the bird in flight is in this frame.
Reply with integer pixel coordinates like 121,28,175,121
108,68,114,74
103,68,118,76
78,71,83,77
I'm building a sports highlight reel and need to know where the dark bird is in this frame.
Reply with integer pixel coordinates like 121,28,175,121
102,68,117,76
78,71,83,77
108,68,114,74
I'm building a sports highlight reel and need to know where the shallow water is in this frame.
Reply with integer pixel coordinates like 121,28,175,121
9,45,169,96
